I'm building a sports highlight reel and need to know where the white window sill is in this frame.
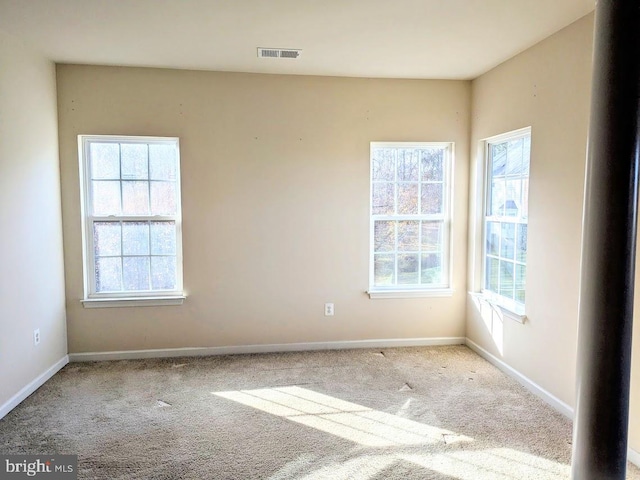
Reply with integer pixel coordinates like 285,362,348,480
468,292,527,324
367,288,453,299
81,295,186,308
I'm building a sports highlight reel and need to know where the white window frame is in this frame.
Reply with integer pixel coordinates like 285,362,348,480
481,127,531,319
78,135,185,308
368,141,454,299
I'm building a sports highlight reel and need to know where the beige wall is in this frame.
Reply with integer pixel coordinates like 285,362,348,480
0,31,67,408
48,16,640,453
632,308,640,451
468,15,593,407
5,8,640,457
56,66,471,353
468,12,640,453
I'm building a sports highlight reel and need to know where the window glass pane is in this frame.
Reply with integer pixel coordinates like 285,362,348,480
149,144,177,180
505,180,521,217
486,221,500,256
521,179,530,218
369,143,451,290
92,181,121,215
95,257,122,292
421,148,444,182
121,143,148,180
151,256,176,290
374,221,395,253
421,183,443,214
523,137,531,175
150,182,177,215
515,264,526,303
94,222,121,257
397,221,419,251
372,183,395,215
90,143,119,179
374,254,395,285
398,254,419,285
516,224,528,263
84,137,181,297
123,257,150,291
499,260,514,299
122,181,150,215
122,222,150,255
421,253,441,284
491,143,507,177
489,180,505,217
486,257,499,294
397,149,419,181
506,139,524,176
150,222,176,255
371,148,395,181
500,223,515,259
397,183,419,214
484,133,530,303
421,221,441,252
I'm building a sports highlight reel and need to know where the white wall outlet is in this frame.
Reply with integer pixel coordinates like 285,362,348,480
33,328,40,346
324,303,334,316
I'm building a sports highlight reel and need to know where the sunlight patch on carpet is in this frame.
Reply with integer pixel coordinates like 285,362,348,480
269,449,570,480
212,386,472,447
213,386,571,479
400,448,570,479
295,454,397,480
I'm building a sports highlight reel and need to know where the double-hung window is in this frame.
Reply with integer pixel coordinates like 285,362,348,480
483,128,531,315
79,135,184,307
369,142,453,298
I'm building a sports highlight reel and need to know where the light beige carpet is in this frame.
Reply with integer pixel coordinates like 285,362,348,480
1,346,639,479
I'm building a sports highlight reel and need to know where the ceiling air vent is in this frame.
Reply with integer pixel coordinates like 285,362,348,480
257,48,302,59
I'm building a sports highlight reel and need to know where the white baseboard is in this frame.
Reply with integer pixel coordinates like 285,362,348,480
68,336,466,362
628,448,640,468
464,339,640,467
465,338,574,419
466,338,640,468
5,343,640,469
0,355,69,420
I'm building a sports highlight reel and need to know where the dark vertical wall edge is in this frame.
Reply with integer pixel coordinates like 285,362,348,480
571,0,640,478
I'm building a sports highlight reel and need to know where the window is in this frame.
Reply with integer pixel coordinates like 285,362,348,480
483,128,531,315
79,135,184,307
369,142,453,298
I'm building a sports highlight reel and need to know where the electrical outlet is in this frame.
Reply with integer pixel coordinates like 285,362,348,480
33,329,40,346
324,303,334,316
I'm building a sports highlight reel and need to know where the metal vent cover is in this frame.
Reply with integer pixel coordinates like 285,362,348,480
257,48,301,59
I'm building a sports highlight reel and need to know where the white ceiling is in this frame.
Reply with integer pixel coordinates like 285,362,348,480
0,0,595,80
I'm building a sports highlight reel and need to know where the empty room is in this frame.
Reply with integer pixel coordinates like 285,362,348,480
1,0,640,478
